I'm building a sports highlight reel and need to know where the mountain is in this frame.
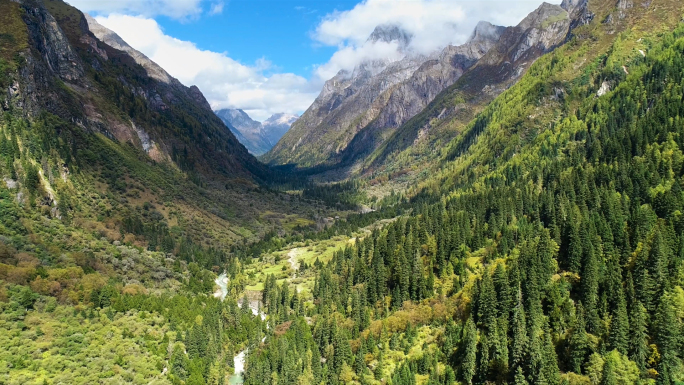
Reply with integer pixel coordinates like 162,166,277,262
215,108,269,155
3,0,684,384
354,1,579,177
246,0,684,383
261,24,431,167
1,0,266,180
215,108,297,156
0,0,322,250
264,3,587,173
262,22,506,168
262,112,298,146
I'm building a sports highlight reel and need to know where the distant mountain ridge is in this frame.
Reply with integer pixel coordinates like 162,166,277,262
263,2,585,172
215,108,297,156
262,21,506,168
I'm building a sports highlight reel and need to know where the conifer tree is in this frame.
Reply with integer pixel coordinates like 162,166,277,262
511,287,528,373
628,301,648,371
608,286,629,355
462,316,477,385
654,294,680,385
569,303,589,374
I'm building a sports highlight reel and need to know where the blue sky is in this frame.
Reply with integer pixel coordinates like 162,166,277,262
153,1,357,78
69,0,554,121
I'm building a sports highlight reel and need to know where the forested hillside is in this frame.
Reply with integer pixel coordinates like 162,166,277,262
0,0,325,383
240,1,684,384
1,0,684,384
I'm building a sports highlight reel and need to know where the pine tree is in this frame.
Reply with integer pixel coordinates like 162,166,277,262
569,303,589,374
601,356,617,385
462,316,477,385
541,327,560,385
654,294,680,385
493,263,512,316
514,366,529,385
170,343,189,380
511,288,528,373
628,301,648,371
608,286,628,355
581,238,600,333
355,341,366,374
477,272,498,333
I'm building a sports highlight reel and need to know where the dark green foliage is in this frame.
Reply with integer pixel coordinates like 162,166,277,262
302,180,367,210
245,19,684,385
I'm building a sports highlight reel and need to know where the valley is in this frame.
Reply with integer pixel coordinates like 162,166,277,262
1,0,684,384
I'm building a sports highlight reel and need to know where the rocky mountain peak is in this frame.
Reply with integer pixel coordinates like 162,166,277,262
216,109,261,132
189,85,212,111
519,2,568,30
84,14,177,85
264,113,298,127
215,109,297,156
367,24,413,48
467,21,506,44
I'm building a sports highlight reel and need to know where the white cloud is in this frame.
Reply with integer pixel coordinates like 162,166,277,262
95,14,319,121
68,0,213,20
209,1,224,16
311,0,561,80
314,41,404,81
88,0,563,121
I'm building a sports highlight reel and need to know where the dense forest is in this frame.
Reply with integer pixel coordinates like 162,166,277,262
1,0,684,384
239,17,684,385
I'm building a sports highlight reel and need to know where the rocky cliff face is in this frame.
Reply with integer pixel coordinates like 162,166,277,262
265,1,586,171
358,1,584,173
263,22,504,168
215,108,269,155
84,14,176,86
371,21,506,134
215,109,297,156
1,0,264,179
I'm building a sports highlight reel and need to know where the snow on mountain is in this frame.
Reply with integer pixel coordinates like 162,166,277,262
215,109,298,156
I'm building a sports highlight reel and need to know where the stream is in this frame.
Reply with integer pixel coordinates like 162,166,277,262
214,273,266,385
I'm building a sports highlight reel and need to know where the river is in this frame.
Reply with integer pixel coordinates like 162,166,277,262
214,273,266,385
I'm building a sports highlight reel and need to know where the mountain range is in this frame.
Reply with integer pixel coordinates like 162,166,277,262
263,1,580,174
215,109,298,156
2,0,684,384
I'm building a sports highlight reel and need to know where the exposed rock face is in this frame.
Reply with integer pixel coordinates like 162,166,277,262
4,0,264,179
216,109,269,155
266,1,588,171
359,1,581,171
372,21,506,132
84,14,175,85
28,6,84,82
562,0,594,31
263,23,503,167
215,109,298,156
368,24,413,47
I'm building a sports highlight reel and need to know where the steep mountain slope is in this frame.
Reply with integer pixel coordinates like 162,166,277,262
6,0,264,180
215,108,269,155
0,0,324,248
263,22,505,168
215,109,297,156
352,0,587,188
262,25,434,167
2,0,684,384
0,1,327,383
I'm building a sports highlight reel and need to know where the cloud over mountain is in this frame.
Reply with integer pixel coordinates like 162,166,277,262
94,14,319,121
